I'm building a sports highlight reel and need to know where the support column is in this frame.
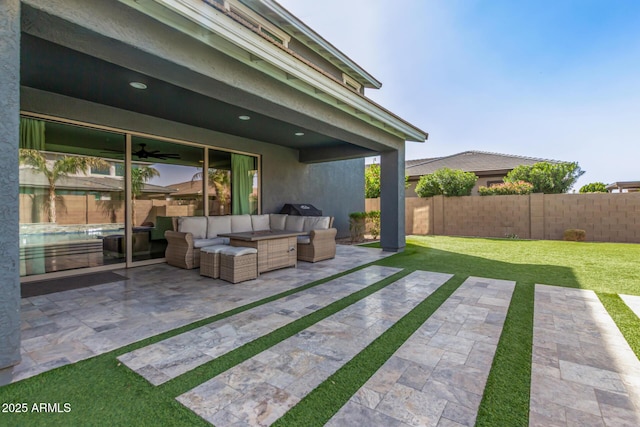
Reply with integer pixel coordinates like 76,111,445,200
380,147,405,252
0,0,22,378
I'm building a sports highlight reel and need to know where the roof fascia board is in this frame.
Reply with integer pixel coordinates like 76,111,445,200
118,0,426,142
242,0,382,89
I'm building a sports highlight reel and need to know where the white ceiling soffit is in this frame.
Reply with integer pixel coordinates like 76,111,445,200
118,0,427,142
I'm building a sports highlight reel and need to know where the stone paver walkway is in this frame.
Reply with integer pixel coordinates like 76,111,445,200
117,265,401,385
11,245,391,384
620,294,640,319
327,276,515,427
530,285,640,427
177,270,453,426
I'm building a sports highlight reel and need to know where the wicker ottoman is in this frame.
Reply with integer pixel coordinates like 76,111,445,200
199,245,230,279
220,246,258,283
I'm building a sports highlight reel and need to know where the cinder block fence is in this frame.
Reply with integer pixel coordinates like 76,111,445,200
366,193,640,243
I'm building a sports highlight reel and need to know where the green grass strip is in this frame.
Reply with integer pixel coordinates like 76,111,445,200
598,293,640,359
476,282,534,427
273,274,465,426
161,269,411,396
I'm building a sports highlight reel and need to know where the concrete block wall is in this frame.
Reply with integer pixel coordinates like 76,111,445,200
366,192,640,243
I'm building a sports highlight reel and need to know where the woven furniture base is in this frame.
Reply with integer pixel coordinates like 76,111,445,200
220,252,258,283
199,245,229,278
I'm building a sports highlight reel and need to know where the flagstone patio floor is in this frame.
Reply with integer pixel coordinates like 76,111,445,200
7,245,640,426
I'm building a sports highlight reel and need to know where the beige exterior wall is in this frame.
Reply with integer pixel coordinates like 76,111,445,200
366,192,640,243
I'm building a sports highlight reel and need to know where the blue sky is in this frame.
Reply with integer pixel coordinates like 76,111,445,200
277,0,640,190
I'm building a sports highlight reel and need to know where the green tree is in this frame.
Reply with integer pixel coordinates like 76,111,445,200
579,182,608,193
364,163,409,198
193,168,231,207
415,168,478,197
365,164,381,198
131,165,160,225
19,149,110,223
504,161,584,194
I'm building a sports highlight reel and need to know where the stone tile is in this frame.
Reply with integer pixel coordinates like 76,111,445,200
178,270,452,425
441,401,476,426
118,264,401,385
620,294,640,318
330,276,515,427
326,401,402,427
376,383,447,427
530,284,640,427
10,245,393,384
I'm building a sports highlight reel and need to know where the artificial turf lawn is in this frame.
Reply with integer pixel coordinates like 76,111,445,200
1,236,639,426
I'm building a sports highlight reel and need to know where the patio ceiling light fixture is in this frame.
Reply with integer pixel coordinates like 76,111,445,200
294,132,305,136
129,82,148,90
238,115,251,120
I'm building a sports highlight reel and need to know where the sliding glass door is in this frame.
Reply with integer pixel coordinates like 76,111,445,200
19,118,126,276
19,115,260,278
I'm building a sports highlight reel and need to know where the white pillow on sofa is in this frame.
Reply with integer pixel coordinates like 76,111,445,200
284,215,305,232
251,214,270,231
303,216,330,232
178,216,207,239
207,216,232,238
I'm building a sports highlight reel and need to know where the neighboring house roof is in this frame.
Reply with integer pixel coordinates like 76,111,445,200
165,179,218,197
405,151,561,178
606,181,640,192
19,168,176,195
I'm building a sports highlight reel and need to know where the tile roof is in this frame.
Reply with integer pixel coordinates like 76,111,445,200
406,151,562,177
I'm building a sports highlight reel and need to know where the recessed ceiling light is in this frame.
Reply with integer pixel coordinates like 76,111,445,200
295,132,305,136
238,115,251,121
129,82,147,90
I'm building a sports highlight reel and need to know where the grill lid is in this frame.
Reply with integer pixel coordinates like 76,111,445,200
279,203,322,216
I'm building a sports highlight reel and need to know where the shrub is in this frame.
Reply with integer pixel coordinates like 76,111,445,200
563,229,586,242
415,168,478,198
348,212,367,243
478,180,534,196
579,182,608,193
504,161,584,194
366,210,380,240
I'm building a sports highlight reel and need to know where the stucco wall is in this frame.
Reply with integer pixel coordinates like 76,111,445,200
21,88,363,237
0,0,21,373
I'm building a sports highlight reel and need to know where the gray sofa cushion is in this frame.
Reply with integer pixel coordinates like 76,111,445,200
303,216,331,232
297,235,311,244
231,215,253,233
251,214,270,231
207,216,232,238
269,214,288,231
285,215,305,232
178,216,207,239
194,237,229,248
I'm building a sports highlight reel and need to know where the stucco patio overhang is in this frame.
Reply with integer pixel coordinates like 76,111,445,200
20,0,427,164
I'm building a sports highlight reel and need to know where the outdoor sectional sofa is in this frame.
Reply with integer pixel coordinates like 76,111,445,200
164,214,337,269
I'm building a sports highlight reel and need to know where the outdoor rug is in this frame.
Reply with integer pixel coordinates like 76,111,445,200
21,271,128,298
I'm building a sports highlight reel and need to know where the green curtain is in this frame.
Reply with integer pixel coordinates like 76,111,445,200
231,154,255,215
20,118,46,149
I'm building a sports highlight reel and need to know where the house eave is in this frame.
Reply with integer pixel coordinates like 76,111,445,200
117,0,427,143
240,0,382,89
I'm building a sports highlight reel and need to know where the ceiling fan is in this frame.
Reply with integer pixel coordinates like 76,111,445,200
101,143,180,160
132,144,180,160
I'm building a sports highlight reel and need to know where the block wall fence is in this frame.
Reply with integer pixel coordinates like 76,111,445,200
365,193,640,243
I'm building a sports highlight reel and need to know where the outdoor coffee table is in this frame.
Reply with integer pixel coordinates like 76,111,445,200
217,230,305,273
